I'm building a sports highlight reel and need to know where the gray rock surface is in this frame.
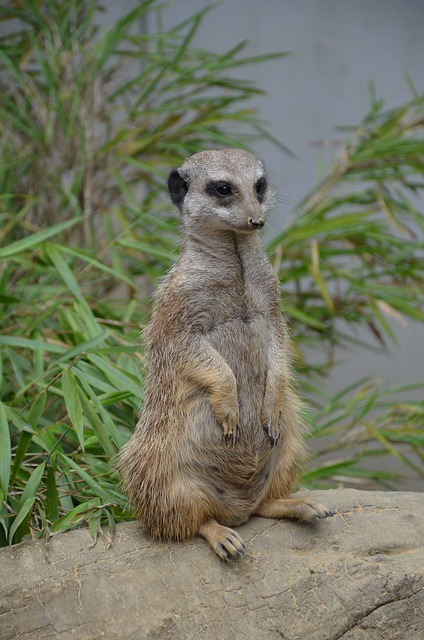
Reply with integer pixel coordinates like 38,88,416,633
1,488,423,640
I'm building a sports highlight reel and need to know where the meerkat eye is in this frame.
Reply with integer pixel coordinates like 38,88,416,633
213,182,232,197
255,177,267,200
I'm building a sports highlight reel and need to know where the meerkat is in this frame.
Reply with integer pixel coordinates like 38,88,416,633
120,148,334,561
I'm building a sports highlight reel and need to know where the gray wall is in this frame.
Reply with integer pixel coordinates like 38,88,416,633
157,0,424,398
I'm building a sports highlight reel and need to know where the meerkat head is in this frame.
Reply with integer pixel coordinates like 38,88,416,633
167,148,274,233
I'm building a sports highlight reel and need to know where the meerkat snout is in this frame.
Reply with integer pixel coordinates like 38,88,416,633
248,217,265,230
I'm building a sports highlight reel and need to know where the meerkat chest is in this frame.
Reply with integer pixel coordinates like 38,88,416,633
235,241,277,316
202,251,276,334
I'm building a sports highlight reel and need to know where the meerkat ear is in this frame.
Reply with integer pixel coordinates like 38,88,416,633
168,169,189,208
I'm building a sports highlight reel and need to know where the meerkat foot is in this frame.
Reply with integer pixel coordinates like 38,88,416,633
199,519,246,561
255,498,335,521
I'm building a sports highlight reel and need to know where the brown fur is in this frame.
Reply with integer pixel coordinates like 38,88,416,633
119,149,333,560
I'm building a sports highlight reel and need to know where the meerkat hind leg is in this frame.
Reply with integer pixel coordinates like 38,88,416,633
199,519,246,561
255,498,335,521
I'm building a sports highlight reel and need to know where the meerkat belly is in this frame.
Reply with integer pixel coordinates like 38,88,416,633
197,442,278,524
207,311,269,430
182,312,274,520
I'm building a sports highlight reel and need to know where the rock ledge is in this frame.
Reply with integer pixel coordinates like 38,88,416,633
1,488,423,639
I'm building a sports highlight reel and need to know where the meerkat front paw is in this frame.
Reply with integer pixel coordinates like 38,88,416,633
224,423,241,446
218,404,240,443
262,411,283,447
210,393,240,445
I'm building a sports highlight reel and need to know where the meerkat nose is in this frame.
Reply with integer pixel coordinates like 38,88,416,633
248,217,265,230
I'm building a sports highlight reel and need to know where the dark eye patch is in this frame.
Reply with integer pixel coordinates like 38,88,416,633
255,176,267,202
206,181,233,198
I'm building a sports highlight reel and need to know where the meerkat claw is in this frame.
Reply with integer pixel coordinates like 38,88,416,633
264,421,277,447
224,424,241,446
218,543,230,561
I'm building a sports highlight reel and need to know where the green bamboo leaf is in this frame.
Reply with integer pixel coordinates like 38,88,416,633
355,389,380,422
365,423,424,476
283,303,327,330
3,405,31,432
0,104,37,139
58,335,110,363
108,166,139,208
382,428,424,446
72,300,101,338
91,1,157,73
397,404,424,417
78,375,126,449
87,353,140,397
376,190,414,237
62,369,85,452
0,402,11,498
50,499,100,534
117,238,176,264
88,509,102,539
0,514,7,546
77,389,116,459
303,460,357,481
28,393,47,429
46,467,60,523
72,362,117,395
106,510,117,535
369,300,397,343
58,245,135,288
0,336,66,353
0,293,20,304
19,462,45,508
45,243,84,302
59,453,117,504
0,218,83,259
309,240,335,312
10,430,33,485
9,497,35,545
